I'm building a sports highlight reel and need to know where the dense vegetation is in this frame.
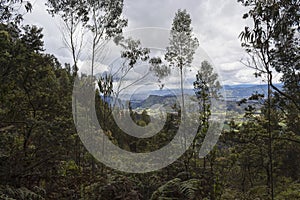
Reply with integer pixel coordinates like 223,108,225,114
0,0,299,199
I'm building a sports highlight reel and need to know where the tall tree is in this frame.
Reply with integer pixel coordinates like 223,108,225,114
239,1,300,198
47,0,89,72
165,10,199,163
193,61,221,200
165,9,199,115
193,61,221,159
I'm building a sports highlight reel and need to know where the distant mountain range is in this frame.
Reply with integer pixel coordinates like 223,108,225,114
130,95,177,109
223,83,282,100
101,83,283,109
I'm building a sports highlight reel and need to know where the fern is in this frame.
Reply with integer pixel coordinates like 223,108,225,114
151,178,204,200
0,185,45,200
150,178,182,200
81,175,142,200
179,179,202,200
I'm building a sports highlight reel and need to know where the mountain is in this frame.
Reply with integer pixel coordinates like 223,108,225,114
101,83,283,109
223,83,283,100
127,83,283,110
130,94,177,109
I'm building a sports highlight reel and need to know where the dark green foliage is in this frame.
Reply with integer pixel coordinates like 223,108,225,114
46,0,89,23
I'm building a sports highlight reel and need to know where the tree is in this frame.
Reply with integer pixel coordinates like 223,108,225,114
97,73,113,132
165,9,199,115
239,1,300,198
0,2,88,196
193,61,222,199
47,0,89,72
165,10,199,167
47,0,128,76
193,60,221,159
0,21,75,192
238,0,300,114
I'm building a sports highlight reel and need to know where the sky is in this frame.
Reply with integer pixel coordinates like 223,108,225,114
23,0,282,86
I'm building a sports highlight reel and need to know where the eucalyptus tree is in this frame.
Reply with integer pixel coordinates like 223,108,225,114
47,0,128,76
164,10,199,173
238,0,300,111
47,0,89,168
239,1,300,198
165,9,199,115
47,0,89,72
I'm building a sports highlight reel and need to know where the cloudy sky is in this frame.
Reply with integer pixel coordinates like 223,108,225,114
23,0,281,86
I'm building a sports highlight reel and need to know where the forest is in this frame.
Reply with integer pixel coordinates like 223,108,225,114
0,0,299,199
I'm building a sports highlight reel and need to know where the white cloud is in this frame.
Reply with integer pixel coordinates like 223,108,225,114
23,0,264,85
77,60,110,76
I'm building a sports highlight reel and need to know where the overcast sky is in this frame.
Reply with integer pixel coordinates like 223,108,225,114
23,0,281,86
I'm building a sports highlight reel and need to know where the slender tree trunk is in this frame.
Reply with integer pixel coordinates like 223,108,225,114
70,17,77,72
91,7,97,77
180,66,186,149
180,66,189,177
180,67,185,114
267,72,274,200
91,38,96,77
